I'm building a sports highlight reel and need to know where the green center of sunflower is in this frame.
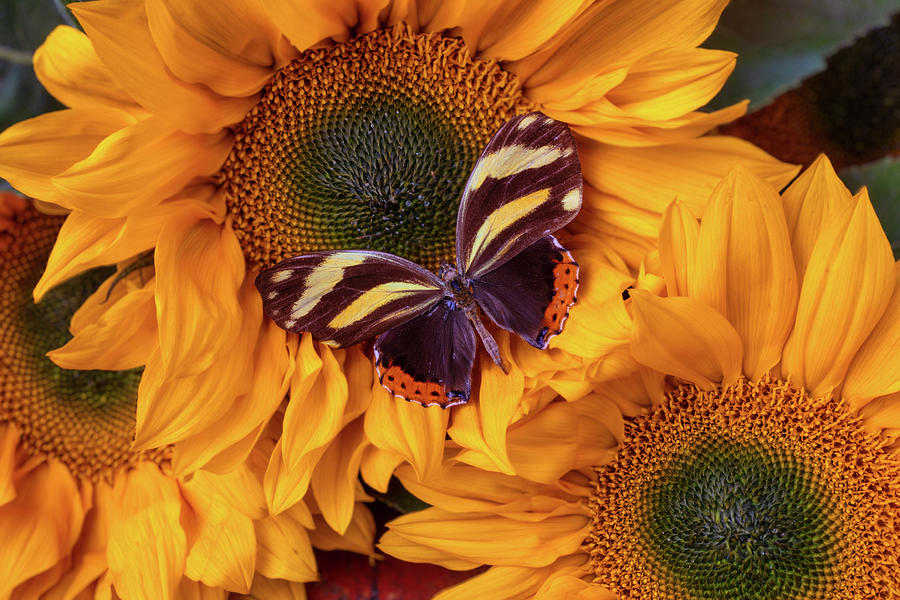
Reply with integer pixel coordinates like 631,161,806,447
222,23,533,271
0,203,162,481
586,376,900,599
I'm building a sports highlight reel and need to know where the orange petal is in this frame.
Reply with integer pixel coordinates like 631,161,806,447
858,391,900,435
0,460,83,597
518,0,728,104
308,502,376,557
310,419,368,535
781,154,853,282
155,216,245,377
182,477,256,593
263,0,371,50
254,509,318,583
34,26,142,112
0,108,134,206
146,0,287,98
781,189,895,397
48,272,157,371
690,167,798,380
52,117,231,218
579,135,800,218
606,47,736,121
381,508,589,568
844,263,900,406
0,425,19,507
359,445,405,493
659,199,699,297
506,395,622,483
71,0,254,134
629,290,743,389
447,354,525,476
363,384,449,482
433,563,579,600
106,463,186,600
237,576,308,600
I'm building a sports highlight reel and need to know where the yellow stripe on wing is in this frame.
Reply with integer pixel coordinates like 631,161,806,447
464,188,549,271
288,252,368,322
327,281,438,330
466,143,572,196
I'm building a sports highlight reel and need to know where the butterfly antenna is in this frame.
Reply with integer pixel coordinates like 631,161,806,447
466,310,509,374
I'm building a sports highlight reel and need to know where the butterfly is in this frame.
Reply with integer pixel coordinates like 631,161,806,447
256,112,582,408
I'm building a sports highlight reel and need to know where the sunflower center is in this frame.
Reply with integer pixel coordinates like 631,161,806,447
0,203,163,481
586,376,900,599
222,23,533,271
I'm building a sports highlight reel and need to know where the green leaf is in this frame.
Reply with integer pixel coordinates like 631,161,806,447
705,0,897,109
840,157,900,258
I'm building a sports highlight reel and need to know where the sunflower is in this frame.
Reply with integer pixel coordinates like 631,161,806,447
0,192,374,598
379,158,900,599
0,0,798,503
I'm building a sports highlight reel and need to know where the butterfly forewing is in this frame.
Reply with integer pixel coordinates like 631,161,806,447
455,112,582,280
256,250,444,348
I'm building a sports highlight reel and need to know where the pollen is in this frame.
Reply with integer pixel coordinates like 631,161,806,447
586,375,900,599
0,202,167,482
222,23,533,272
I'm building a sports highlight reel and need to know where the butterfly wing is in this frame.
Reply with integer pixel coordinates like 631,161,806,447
256,250,444,347
455,112,582,280
469,235,578,349
374,299,476,408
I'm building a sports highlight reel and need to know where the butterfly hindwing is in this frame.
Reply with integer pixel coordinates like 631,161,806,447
455,112,582,280
469,235,578,349
374,299,477,408
256,250,443,348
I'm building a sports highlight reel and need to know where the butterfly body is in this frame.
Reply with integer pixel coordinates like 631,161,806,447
257,112,582,408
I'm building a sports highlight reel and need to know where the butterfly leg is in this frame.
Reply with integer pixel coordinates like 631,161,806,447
465,308,508,374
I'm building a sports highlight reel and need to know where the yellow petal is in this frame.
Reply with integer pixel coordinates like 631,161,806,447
52,117,231,218
0,424,19,507
263,0,368,50
844,263,900,406
447,354,525,476
106,463,186,600
187,465,268,523
34,26,142,112
579,135,800,217
518,0,729,104
781,189,895,397
175,579,229,600
607,48,736,121
434,564,564,600
363,385,449,482
145,0,287,98
781,154,853,282
382,508,589,568
858,391,900,435
536,571,615,600
659,199,699,297
155,216,244,377
0,460,83,597
0,107,134,206
236,576,308,600
71,0,254,134
254,510,318,583
308,503,376,557
359,445,405,493
310,420,367,535
506,395,622,483
629,290,743,389
134,274,258,450
690,167,799,380
182,478,256,593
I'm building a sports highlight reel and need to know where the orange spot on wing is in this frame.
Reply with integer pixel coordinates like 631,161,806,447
376,363,465,408
542,251,578,337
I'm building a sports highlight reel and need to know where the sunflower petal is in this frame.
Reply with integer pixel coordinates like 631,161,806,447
629,290,743,389
310,419,367,534
71,0,254,134
52,117,231,218
0,425,18,507
182,478,256,593
382,508,589,568
434,564,567,600
843,263,900,406
146,0,287,98
781,154,852,282
263,0,369,50
238,576,308,600
781,189,895,397
690,167,798,380
0,460,83,597
308,503,376,556
0,108,134,206
359,445,405,493
34,26,141,112
659,199,699,297
254,508,318,583
106,463,186,600
579,136,800,217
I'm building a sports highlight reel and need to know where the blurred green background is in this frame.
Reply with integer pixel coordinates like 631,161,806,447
1,0,898,253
